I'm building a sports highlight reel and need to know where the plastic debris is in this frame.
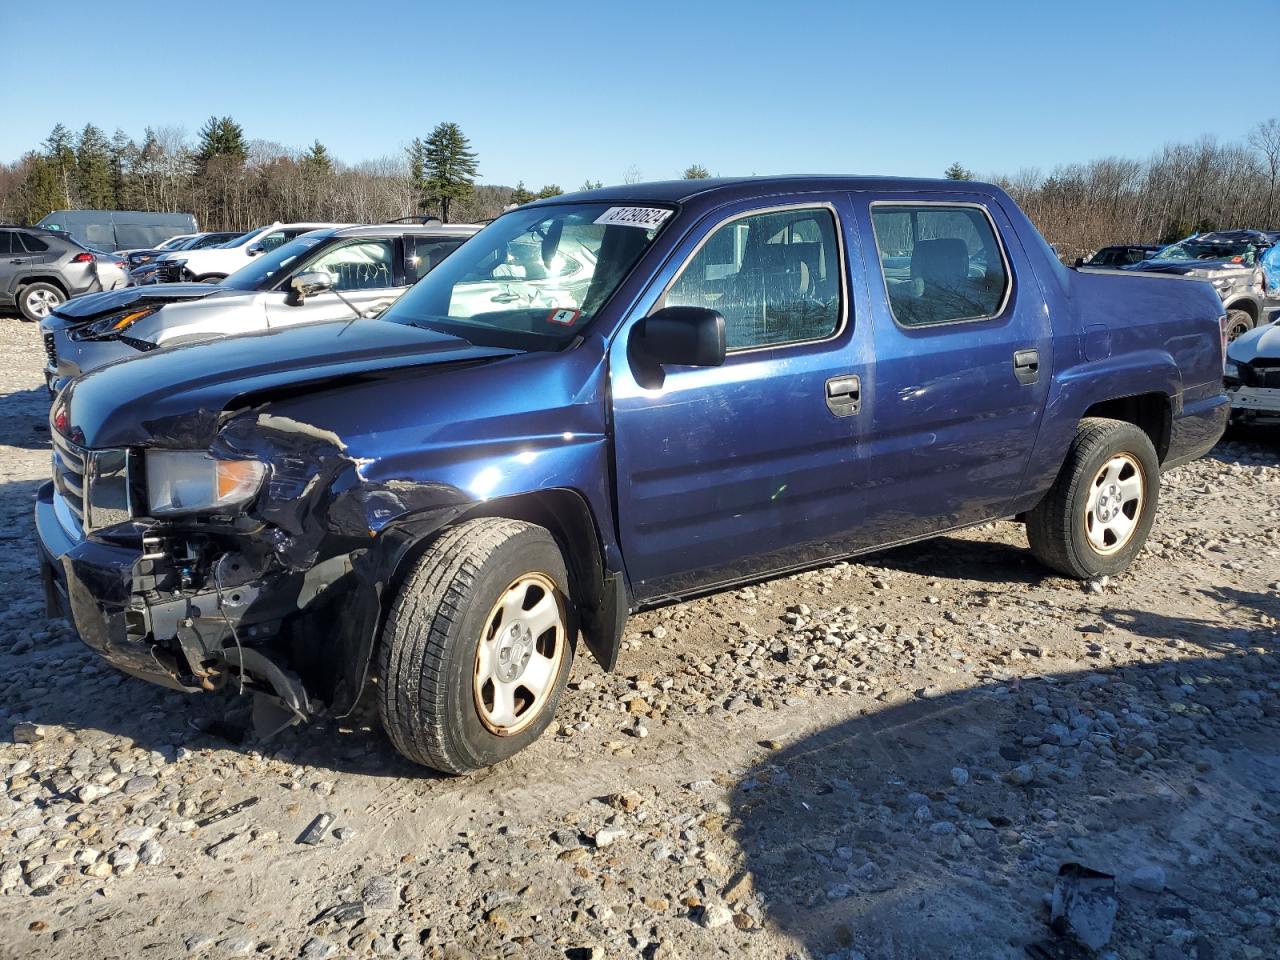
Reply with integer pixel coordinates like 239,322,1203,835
195,796,259,829
298,813,335,845
1037,862,1117,954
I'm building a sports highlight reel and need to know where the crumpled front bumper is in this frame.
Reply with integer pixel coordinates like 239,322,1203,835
35,481,197,691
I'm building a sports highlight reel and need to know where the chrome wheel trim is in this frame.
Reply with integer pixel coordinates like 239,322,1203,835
1084,453,1145,555
473,573,565,736
26,288,62,317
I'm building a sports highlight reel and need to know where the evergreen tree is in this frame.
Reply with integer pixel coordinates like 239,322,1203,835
536,184,563,199
42,124,75,208
301,140,333,174
579,179,603,191
109,129,138,208
406,137,426,186
413,122,478,222
510,180,535,205
196,116,247,170
23,154,66,222
681,163,711,179
944,161,974,180
75,124,114,208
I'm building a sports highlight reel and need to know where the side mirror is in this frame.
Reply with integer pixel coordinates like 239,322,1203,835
288,270,333,305
628,305,726,389
1073,257,1084,268
246,243,265,257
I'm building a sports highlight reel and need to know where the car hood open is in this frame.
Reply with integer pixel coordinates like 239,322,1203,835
60,319,521,449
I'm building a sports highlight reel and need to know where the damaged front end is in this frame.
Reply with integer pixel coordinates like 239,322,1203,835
37,398,473,728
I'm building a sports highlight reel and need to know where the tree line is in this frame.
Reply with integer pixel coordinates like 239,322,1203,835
5,113,1277,262
0,118,713,232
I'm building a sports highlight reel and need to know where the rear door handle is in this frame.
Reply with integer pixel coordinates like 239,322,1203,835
10,258,28,265
1013,349,1040,385
826,374,861,417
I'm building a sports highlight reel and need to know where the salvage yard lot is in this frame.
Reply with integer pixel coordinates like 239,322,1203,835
0,324,1276,960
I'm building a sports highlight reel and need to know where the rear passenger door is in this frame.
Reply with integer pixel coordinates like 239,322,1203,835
851,192,1052,546
609,196,872,602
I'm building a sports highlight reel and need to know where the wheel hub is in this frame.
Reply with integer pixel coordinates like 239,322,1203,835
494,622,534,682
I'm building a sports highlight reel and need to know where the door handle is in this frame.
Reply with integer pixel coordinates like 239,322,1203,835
1013,349,1040,385
10,258,27,265
826,374,861,417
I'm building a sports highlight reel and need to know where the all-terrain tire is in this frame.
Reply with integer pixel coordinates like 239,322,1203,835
377,518,576,774
17,282,65,321
1026,417,1160,579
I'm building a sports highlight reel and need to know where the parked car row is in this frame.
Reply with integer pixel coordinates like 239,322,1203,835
42,222,480,390
30,177,1236,775
1078,229,1280,341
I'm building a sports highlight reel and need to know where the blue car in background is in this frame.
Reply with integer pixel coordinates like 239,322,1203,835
35,176,1229,774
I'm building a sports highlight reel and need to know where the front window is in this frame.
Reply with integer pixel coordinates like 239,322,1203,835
305,239,396,290
384,202,671,350
665,206,843,350
222,234,328,291
1155,239,1260,265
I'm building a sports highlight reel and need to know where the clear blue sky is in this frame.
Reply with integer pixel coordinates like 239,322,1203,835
0,0,1269,187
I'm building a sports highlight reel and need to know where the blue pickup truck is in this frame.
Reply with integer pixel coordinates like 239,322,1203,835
36,177,1230,773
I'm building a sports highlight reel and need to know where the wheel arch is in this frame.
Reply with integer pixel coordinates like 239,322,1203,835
334,487,627,717
1224,298,1258,323
15,274,69,298
1080,391,1173,463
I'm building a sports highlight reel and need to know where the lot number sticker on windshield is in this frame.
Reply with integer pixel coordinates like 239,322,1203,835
594,207,673,230
548,308,580,326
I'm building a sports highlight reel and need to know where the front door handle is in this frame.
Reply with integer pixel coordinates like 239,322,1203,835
826,374,861,417
1013,349,1040,385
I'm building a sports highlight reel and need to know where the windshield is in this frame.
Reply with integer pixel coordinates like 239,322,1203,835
222,233,329,291
382,202,672,350
1154,239,1260,265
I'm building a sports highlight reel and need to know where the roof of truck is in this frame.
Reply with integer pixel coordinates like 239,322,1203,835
538,175,1001,207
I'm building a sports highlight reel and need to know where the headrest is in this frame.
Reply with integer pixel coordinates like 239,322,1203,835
911,238,968,286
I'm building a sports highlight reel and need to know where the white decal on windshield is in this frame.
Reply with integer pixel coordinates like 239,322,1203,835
593,206,672,230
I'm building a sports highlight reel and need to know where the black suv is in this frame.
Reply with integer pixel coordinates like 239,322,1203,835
0,227,128,321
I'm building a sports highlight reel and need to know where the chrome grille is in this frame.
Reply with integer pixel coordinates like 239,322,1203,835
43,333,57,367
51,432,86,534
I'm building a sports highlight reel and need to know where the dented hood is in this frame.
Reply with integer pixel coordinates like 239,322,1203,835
62,319,521,449
52,283,228,322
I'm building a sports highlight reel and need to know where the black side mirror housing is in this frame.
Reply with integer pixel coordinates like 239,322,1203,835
1073,257,1084,268
628,305,727,389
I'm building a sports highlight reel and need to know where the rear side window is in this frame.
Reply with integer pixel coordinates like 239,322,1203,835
18,232,49,253
666,206,843,351
0,232,12,255
409,237,464,282
870,204,1009,327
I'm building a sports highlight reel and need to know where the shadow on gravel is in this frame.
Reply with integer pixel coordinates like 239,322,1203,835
732,647,1280,959
0,385,53,450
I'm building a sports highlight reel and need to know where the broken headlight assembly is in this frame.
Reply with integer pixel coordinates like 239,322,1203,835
75,305,159,340
144,451,267,516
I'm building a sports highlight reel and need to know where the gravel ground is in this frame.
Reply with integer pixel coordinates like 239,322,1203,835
0,322,1277,960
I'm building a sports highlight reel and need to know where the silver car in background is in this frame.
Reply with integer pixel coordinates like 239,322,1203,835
40,223,480,391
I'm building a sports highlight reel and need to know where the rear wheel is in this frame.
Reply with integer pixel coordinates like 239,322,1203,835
377,518,575,774
1224,309,1253,342
17,282,65,321
1027,418,1160,579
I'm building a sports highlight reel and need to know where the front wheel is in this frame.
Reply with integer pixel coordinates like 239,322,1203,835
377,518,575,774
1026,418,1160,579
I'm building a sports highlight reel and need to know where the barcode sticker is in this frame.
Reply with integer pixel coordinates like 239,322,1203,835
593,206,672,230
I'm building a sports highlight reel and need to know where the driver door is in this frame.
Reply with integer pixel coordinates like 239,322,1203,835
264,237,404,327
